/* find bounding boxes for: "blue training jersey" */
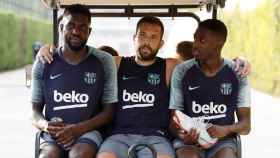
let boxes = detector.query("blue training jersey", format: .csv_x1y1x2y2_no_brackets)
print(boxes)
31,47,118,123
113,56,170,137
42,50,104,123
169,58,250,125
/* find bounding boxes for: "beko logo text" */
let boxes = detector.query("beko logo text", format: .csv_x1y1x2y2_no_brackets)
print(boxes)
123,89,155,103
192,101,227,114
54,90,89,103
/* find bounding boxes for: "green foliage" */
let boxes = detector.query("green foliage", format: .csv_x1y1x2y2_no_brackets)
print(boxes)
0,11,51,71
221,0,280,96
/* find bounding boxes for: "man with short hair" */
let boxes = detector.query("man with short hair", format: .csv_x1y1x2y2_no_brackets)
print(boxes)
97,16,177,158
31,4,117,158
37,15,251,158
169,19,251,158
175,41,194,62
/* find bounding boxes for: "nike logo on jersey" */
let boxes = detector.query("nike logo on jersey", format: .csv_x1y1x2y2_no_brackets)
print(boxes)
50,73,62,80
122,75,136,80
156,130,165,136
188,86,200,91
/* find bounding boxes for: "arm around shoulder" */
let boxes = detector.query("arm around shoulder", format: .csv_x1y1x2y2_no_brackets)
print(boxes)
165,58,180,87
95,51,118,104
114,56,122,69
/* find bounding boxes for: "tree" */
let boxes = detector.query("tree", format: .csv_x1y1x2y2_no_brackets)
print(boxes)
220,0,280,95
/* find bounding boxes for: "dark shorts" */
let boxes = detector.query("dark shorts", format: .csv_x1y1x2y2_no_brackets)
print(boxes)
98,134,175,158
173,137,237,158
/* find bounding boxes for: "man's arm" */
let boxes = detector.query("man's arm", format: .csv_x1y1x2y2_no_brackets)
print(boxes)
230,107,251,135
169,110,199,145
30,58,47,131
208,69,251,138
36,44,56,64
235,107,251,135
169,110,182,139
207,107,251,138
58,103,114,133
31,103,48,132
55,103,115,146
114,56,122,69
234,57,251,77
169,64,185,111
30,59,64,136
168,62,200,144
31,103,64,136
165,58,180,87
55,102,115,147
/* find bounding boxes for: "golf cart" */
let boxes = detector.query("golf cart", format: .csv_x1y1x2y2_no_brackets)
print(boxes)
35,0,242,158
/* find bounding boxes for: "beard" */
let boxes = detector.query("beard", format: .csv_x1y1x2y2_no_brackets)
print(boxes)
137,45,159,61
65,36,87,52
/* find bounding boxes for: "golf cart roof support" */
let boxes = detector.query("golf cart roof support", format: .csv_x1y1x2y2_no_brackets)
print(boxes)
212,4,217,19
53,9,58,47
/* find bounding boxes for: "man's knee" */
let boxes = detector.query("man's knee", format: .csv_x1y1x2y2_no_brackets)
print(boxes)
158,154,173,158
212,147,236,158
39,152,60,158
176,147,201,158
39,144,61,158
96,152,117,158
69,143,97,158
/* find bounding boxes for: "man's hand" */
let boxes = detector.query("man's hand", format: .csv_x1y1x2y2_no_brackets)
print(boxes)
171,111,199,145
234,57,251,77
55,124,82,148
178,128,199,145
172,114,181,129
207,124,230,138
45,121,64,138
37,44,55,64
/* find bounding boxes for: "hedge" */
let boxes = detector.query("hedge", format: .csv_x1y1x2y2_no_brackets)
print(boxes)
0,11,52,71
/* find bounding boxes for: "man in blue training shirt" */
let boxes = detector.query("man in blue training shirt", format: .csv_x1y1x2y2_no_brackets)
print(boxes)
97,17,250,158
97,16,178,158
169,19,251,158
30,5,117,158
37,15,251,158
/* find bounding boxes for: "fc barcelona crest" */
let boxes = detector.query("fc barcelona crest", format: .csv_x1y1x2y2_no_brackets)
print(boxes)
147,73,160,85
84,72,96,85
220,83,232,95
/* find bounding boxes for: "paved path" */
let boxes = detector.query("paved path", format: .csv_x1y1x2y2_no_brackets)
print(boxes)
242,90,280,157
0,68,279,157
0,68,36,158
